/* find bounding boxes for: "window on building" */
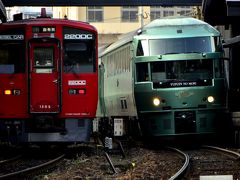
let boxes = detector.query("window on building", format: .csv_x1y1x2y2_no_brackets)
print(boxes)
121,6,138,22
163,11,174,17
178,10,192,16
87,6,103,22
150,6,161,21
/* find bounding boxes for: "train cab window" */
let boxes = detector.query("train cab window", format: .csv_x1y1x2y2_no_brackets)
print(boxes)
136,40,149,56
63,42,95,73
151,62,166,82
150,60,213,82
136,62,149,82
149,37,213,55
34,47,54,73
214,59,224,78
0,42,25,74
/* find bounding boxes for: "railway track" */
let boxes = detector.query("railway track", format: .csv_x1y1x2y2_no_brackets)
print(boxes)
0,154,65,179
167,147,190,180
184,145,240,179
5,143,236,179
0,154,22,166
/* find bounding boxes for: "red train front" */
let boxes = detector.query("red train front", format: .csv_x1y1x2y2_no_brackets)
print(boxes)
0,12,98,143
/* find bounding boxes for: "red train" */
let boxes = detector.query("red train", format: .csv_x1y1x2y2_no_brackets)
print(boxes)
0,10,98,143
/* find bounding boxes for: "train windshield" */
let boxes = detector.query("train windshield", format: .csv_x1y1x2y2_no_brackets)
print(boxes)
136,59,223,88
0,41,25,74
152,59,213,80
137,37,216,56
63,41,96,73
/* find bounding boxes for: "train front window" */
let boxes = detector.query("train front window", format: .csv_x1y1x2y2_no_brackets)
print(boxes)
148,37,213,55
150,59,214,87
34,47,54,67
33,47,54,73
63,41,95,73
136,40,149,56
0,42,25,74
136,62,149,82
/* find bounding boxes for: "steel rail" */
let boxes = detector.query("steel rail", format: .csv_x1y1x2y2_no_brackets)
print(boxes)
0,154,65,179
202,145,240,160
167,147,190,180
0,155,22,165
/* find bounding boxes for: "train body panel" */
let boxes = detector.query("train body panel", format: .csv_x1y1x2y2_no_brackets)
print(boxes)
0,13,98,143
97,16,227,138
0,74,29,118
99,42,137,118
61,73,98,118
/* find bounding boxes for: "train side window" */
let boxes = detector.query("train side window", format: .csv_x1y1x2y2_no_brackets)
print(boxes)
136,41,144,56
136,63,149,82
136,40,148,56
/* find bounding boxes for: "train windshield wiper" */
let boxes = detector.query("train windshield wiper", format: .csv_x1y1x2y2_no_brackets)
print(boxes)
162,52,181,55
162,51,202,55
184,51,202,54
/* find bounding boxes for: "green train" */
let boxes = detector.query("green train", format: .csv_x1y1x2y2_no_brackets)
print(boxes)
95,16,227,139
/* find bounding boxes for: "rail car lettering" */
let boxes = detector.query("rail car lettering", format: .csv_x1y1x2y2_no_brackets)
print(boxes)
39,105,51,109
170,81,197,87
0,35,24,40
65,112,89,116
68,80,86,86
64,34,93,40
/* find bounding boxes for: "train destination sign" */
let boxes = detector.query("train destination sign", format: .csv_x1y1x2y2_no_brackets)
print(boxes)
153,79,212,88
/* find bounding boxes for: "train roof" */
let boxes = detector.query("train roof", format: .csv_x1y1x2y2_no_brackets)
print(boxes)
100,16,220,57
0,17,97,32
144,16,208,28
141,16,220,37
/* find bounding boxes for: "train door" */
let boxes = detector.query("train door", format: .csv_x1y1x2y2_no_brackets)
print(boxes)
29,42,60,113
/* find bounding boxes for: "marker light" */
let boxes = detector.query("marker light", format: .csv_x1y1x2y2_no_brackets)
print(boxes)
69,89,86,95
4,90,12,95
78,89,86,94
207,96,215,103
153,98,161,106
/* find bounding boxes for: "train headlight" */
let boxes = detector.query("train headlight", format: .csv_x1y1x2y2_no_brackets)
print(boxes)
153,98,161,106
207,96,215,103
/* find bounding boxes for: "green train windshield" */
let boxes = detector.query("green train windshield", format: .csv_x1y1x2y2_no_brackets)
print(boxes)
137,37,216,56
151,60,213,81
136,59,223,88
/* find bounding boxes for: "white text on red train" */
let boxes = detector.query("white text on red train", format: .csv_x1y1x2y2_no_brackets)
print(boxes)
0,35,24,40
39,105,51,109
64,34,93,40
68,80,86,86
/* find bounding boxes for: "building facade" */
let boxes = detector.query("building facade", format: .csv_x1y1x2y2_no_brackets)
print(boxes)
5,6,194,46
53,6,193,46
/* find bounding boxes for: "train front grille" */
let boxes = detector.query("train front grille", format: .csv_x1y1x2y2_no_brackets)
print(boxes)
174,111,196,134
